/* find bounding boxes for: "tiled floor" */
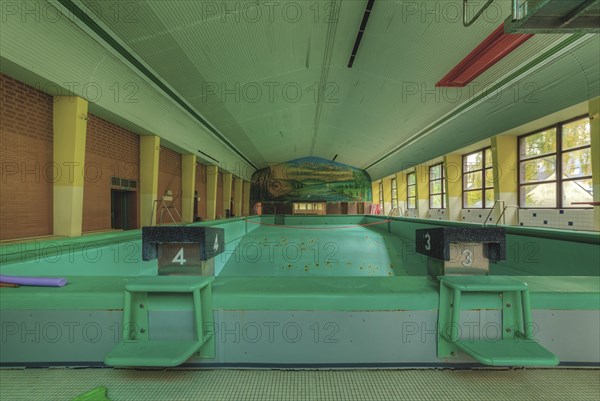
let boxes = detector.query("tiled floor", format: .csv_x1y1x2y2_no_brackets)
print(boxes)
1,368,599,401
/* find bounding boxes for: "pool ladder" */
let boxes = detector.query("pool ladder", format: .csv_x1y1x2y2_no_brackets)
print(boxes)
105,276,214,367
387,206,404,219
484,200,520,226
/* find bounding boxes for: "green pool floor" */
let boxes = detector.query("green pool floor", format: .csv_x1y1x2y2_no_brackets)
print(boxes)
219,225,425,277
1,368,598,401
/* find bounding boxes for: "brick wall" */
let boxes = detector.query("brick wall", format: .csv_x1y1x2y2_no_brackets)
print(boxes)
0,74,53,240
195,162,208,221
157,146,182,223
82,114,140,232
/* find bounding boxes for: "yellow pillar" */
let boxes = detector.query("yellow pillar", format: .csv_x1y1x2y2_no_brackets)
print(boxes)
242,180,251,216
222,172,233,217
140,135,160,226
233,177,243,217
181,154,197,223
416,163,429,218
371,182,380,214
590,97,600,230
396,171,408,215
206,165,218,220
53,96,88,237
382,177,392,214
444,154,462,221
492,135,518,225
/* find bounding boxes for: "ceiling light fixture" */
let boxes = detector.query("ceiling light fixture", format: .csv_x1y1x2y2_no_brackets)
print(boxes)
348,0,376,68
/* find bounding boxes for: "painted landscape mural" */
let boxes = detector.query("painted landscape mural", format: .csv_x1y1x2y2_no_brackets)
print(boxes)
251,157,372,202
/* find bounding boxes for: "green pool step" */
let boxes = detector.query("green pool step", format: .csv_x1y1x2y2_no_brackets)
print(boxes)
104,276,214,367
438,275,559,367
454,339,559,366
105,340,205,367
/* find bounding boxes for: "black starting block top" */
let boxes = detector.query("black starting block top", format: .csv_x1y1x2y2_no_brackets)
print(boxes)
142,226,225,261
415,227,506,262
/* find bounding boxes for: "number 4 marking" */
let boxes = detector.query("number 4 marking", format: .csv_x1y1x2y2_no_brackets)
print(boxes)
213,235,219,252
173,247,187,266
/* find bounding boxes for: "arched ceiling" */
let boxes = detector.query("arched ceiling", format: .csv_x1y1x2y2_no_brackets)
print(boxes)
3,1,598,179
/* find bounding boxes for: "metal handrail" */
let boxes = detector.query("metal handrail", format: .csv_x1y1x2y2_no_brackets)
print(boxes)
483,200,504,226
496,204,520,226
463,0,496,27
483,200,520,226
387,206,403,219
512,0,528,20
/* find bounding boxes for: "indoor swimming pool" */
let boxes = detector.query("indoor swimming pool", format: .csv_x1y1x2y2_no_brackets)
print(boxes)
1,215,598,368
219,219,411,277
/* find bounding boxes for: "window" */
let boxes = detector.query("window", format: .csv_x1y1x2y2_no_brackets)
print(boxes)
429,163,445,209
518,116,592,208
378,181,384,214
463,147,494,208
407,172,416,209
391,178,398,209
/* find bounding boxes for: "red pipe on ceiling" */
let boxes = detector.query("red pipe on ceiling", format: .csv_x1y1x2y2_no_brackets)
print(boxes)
436,25,534,88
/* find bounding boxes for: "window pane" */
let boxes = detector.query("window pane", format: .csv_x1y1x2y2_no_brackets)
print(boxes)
391,178,397,190
562,148,592,179
520,183,557,208
485,189,495,208
430,165,442,180
562,118,591,150
484,148,493,168
464,190,483,208
464,172,483,190
430,180,442,194
563,179,593,207
520,129,556,159
408,185,416,197
408,198,416,209
520,156,556,183
464,152,483,172
430,195,443,209
408,173,415,185
485,168,494,188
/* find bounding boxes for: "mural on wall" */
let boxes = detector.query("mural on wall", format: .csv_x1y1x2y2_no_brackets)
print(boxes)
251,157,372,202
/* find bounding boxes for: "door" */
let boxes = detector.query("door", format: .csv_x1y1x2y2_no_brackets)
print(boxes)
111,190,138,230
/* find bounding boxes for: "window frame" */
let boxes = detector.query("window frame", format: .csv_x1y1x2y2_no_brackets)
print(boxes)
517,115,592,209
407,172,416,210
391,177,398,209
462,147,494,209
429,163,445,210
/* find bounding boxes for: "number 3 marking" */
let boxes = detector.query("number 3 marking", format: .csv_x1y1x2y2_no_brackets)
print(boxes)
424,233,431,251
462,249,473,267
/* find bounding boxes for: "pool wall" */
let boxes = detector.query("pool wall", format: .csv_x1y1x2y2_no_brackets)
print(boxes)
2,215,597,277
1,215,599,367
0,216,269,277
